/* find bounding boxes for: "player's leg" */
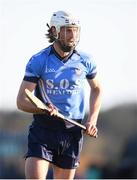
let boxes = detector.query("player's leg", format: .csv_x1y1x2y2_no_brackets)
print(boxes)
53,165,76,179
25,157,49,179
52,129,83,179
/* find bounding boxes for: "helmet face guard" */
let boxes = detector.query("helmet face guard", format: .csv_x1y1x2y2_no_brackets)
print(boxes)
49,11,80,50
58,26,80,52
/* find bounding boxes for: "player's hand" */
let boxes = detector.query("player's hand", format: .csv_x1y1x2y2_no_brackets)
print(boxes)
85,122,98,138
47,103,58,116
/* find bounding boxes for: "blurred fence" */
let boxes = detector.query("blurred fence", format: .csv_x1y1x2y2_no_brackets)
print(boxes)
0,103,137,179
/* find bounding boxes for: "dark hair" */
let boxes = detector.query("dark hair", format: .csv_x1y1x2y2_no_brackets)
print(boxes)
45,24,56,43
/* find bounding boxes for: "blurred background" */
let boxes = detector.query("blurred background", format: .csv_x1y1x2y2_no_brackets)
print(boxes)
0,0,137,178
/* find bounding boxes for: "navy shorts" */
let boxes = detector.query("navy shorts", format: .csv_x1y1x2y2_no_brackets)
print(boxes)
25,123,83,169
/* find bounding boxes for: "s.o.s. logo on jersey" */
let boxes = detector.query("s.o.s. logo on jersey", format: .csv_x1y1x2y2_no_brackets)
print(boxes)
60,79,69,89
46,79,54,89
46,79,69,89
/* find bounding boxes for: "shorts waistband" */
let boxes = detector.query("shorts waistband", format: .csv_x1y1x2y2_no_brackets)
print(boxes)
32,114,82,131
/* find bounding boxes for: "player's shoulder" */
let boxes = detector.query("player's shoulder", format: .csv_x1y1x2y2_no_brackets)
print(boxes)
75,49,94,63
27,46,52,69
32,45,51,59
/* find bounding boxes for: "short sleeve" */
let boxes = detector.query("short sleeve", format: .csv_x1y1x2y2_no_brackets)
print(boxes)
81,53,97,79
23,55,44,83
86,55,97,79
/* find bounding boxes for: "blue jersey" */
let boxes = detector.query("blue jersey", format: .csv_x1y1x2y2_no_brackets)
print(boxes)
24,45,97,127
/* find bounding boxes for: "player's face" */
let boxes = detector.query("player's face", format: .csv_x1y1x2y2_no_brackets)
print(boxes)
57,26,80,52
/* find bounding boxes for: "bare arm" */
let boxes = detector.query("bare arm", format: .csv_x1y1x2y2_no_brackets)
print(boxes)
16,80,43,113
85,75,102,137
17,80,58,116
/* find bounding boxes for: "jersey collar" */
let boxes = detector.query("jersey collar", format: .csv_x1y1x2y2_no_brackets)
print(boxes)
49,45,78,63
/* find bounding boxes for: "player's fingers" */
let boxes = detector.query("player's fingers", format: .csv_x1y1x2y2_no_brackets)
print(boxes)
86,125,96,133
86,125,98,137
89,131,98,138
48,104,58,116
50,109,58,116
91,130,98,138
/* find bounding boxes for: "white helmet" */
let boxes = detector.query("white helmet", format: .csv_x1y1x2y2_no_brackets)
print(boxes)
50,10,80,33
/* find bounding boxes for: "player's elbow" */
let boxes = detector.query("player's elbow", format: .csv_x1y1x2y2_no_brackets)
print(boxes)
97,84,102,94
16,98,22,110
93,83,102,95
92,83,103,103
16,95,24,111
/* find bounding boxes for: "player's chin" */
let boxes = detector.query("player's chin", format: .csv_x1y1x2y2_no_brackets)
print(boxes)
67,41,77,47
62,45,75,52
66,42,77,48
67,41,75,45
